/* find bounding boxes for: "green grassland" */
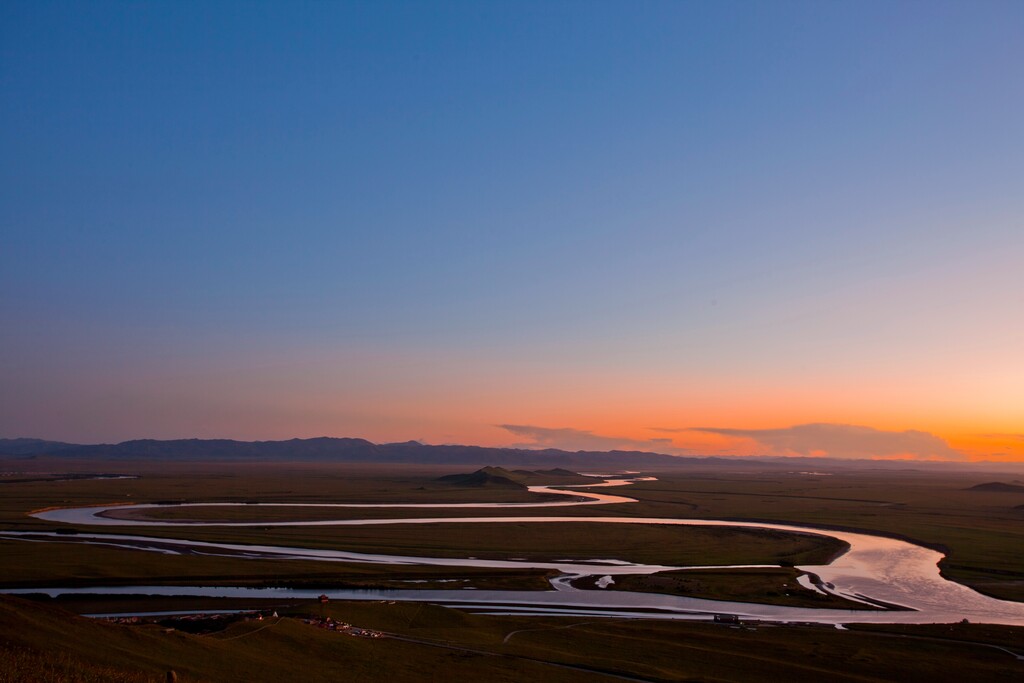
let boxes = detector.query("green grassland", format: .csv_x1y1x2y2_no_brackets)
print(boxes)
612,468,1024,601
2,459,1024,682
1,458,1022,602
33,520,845,565
1,596,1021,683
598,567,873,610
0,522,852,609
0,538,556,590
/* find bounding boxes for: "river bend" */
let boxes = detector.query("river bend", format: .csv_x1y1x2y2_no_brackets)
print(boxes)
5,475,1024,626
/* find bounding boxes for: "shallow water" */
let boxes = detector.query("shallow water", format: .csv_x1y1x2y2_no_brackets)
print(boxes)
7,475,1024,625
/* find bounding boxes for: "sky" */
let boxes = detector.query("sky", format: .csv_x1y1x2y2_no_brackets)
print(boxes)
2,1,1022,461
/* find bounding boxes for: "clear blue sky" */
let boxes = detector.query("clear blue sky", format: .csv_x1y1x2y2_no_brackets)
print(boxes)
2,1,1022,458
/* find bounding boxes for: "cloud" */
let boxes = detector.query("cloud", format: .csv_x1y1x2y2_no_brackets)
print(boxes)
497,424,683,454
976,452,1015,461
689,423,965,460
978,433,1024,442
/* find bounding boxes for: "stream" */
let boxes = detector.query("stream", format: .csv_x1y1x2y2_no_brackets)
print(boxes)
4,475,1024,626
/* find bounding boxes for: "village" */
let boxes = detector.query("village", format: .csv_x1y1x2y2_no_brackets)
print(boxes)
303,614,384,638
101,609,385,639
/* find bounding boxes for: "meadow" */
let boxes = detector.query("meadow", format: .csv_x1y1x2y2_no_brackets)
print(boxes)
3,458,1021,598
2,457,1023,681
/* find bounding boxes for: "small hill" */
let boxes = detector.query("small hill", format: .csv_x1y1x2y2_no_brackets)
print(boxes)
436,466,528,489
512,467,595,484
519,468,580,477
965,482,1024,493
437,466,598,488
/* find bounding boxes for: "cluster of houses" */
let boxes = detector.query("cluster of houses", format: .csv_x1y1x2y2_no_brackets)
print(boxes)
105,615,146,625
102,610,385,639
304,616,383,638
104,610,277,631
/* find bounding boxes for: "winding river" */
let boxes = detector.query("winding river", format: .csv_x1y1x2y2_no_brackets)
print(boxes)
4,475,1024,626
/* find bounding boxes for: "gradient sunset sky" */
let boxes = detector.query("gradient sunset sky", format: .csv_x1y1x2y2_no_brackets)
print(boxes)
2,1,1022,461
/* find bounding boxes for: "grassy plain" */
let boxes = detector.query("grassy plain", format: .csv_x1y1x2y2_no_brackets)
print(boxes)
1,596,1021,683
2,458,1024,681
1,458,1023,601
36,520,843,565
597,567,872,610
0,458,843,571
0,537,556,590
612,467,1024,601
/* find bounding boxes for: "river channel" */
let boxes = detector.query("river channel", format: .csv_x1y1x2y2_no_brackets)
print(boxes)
4,476,1024,626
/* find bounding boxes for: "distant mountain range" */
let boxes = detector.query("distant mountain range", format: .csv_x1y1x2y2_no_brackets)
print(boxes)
2,437,1021,472
0,436,685,468
0,438,81,456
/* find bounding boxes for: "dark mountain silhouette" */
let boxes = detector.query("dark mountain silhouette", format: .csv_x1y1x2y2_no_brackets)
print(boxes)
0,436,681,468
966,481,1024,493
4,436,1023,473
438,466,592,488
510,468,594,484
523,468,581,477
436,466,528,488
0,438,79,456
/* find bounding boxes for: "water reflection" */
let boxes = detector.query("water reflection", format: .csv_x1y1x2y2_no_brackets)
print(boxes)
6,475,1024,626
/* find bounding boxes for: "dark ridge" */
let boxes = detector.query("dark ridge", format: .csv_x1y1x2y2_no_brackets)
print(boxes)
0,438,79,456
532,468,581,477
436,467,527,489
439,466,596,488
4,436,1023,473
0,473,133,484
0,436,683,468
965,482,1024,493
